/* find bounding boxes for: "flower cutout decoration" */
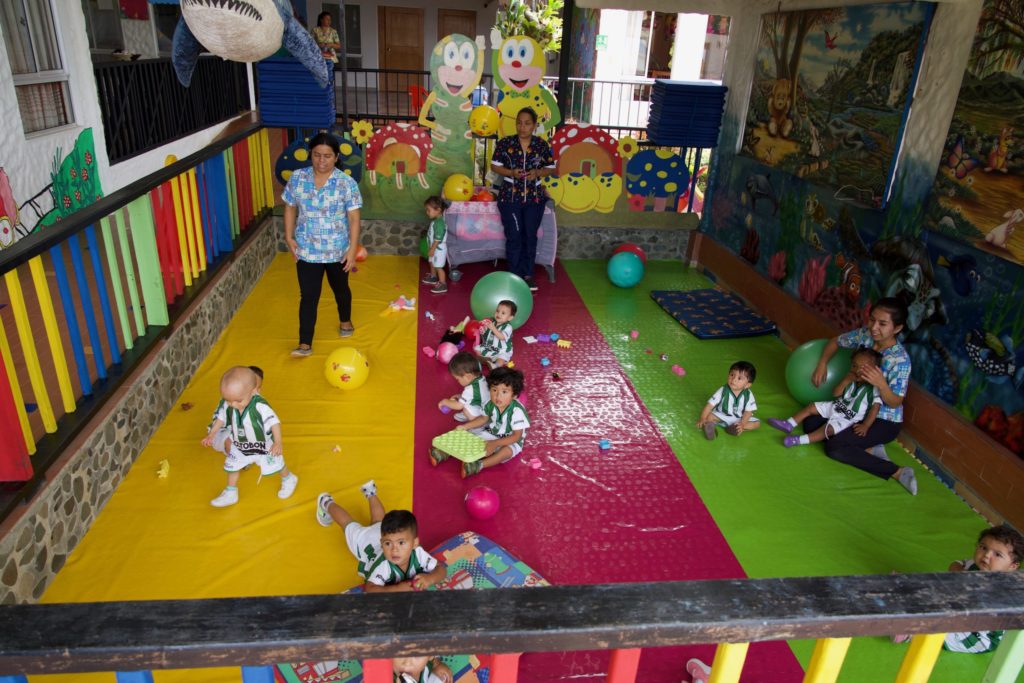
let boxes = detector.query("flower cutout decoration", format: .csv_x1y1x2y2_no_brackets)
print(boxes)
351,120,375,146
617,136,639,160
627,193,645,212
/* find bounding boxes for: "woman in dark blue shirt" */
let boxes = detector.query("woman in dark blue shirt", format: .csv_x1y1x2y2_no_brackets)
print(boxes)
490,107,555,291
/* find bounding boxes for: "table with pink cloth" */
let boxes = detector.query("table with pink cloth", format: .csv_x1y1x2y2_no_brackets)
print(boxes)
445,201,558,282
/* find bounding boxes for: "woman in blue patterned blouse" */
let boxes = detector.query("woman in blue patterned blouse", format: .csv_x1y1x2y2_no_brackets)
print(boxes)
282,133,362,357
490,107,556,291
805,298,918,495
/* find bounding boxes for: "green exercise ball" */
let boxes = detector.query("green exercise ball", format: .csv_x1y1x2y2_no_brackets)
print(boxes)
607,251,645,288
419,235,429,259
785,339,852,404
470,272,533,330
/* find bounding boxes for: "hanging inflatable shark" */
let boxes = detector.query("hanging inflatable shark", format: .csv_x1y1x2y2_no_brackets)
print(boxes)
172,0,329,88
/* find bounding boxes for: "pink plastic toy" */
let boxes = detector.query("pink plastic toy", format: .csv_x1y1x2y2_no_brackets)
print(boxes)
422,346,436,358
630,330,639,339
436,342,459,364
672,365,687,376
465,486,500,520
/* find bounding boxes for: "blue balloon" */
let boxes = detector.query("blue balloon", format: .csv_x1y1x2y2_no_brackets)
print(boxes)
607,251,645,288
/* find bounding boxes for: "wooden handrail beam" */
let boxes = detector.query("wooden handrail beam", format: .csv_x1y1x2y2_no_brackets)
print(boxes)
1,573,1022,675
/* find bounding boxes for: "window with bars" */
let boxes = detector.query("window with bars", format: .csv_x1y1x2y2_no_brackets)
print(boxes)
0,0,73,134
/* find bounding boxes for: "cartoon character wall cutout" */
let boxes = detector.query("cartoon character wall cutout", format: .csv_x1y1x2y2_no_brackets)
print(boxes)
419,34,485,178
491,31,561,138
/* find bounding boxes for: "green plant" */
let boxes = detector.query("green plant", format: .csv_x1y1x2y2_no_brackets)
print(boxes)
493,0,564,54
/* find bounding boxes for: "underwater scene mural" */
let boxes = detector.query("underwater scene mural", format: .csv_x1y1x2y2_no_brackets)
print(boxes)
926,0,1024,266
741,3,932,208
712,133,1024,455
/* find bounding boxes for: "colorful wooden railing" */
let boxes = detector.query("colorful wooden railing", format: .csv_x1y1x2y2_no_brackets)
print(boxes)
0,573,1021,683
0,122,274,519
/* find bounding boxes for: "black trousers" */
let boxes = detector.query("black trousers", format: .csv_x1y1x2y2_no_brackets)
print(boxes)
803,415,901,479
297,260,351,346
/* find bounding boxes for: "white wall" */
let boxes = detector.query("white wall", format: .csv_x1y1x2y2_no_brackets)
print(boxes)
0,2,251,235
0,2,104,232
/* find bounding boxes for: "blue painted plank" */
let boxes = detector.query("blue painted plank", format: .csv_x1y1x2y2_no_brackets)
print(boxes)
115,673,154,683
67,234,108,380
241,665,275,683
84,225,123,366
49,244,93,395
203,155,235,255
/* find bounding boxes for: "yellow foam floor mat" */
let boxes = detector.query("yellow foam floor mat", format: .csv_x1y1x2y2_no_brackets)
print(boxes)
35,254,419,683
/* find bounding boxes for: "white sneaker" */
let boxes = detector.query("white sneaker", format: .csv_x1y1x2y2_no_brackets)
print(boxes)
278,473,299,499
211,487,239,507
896,467,918,496
453,412,468,423
360,479,377,499
316,492,334,527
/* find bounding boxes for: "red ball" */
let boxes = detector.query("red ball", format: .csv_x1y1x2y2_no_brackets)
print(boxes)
465,485,500,520
463,320,484,346
612,242,647,265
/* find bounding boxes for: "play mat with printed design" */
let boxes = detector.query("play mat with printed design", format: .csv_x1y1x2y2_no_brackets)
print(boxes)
274,532,549,683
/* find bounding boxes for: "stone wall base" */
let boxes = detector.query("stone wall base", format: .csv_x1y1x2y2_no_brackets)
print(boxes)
0,221,279,604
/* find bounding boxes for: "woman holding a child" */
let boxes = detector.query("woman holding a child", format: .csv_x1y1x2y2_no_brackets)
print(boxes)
805,297,918,495
282,133,362,357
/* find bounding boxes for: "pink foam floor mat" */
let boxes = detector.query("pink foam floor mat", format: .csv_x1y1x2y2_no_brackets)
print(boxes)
412,261,803,682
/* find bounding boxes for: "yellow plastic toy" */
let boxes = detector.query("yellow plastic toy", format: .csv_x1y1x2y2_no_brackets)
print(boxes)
443,173,473,201
469,105,500,137
324,347,370,390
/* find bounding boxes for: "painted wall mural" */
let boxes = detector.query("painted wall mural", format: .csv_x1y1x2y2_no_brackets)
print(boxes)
741,3,932,208
491,33,560,138
0,129,103,250
926,0,1024,265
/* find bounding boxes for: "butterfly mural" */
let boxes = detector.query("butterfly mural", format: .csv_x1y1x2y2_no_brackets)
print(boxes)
824,29,839,49
945,135,981,179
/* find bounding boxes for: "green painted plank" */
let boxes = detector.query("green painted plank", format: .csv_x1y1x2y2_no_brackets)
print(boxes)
984,631,1024,683
564,259,1003,683
112,208,145,338
98,216,133,350
224,150,240,238
126,195,169,327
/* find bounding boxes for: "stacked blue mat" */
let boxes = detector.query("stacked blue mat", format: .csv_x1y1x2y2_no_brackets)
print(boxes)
651,289,777,339
257,57,335,128
647,80,728,148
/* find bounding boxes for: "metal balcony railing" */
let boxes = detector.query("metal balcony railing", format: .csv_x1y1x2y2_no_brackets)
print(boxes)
94,57,251,164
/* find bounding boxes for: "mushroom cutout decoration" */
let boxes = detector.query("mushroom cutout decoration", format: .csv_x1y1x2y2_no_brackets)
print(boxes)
547,124,623,213
625,149,690,212
551,124,622,177
365,123,434,190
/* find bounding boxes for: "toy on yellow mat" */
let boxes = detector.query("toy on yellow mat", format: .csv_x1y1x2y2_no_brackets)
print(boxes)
157,460,170,478
324,347,370,390
381,295,416,316
431,429,486,463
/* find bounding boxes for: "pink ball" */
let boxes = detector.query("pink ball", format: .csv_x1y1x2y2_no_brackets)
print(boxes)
465,485,500,520
437,342,459,364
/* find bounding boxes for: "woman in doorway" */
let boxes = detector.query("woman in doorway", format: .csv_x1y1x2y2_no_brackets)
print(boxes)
311,11,341,63
282,133,361,357
490,107,555,291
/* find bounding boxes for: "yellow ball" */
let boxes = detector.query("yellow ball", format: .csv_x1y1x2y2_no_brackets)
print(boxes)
324,347,370,390
443,174,473,202
469,105,500,137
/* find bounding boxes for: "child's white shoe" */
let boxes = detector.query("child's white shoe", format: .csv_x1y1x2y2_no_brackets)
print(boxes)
360,479,377,498
316,492,334,527
278,473,299,499
211,487,239,507
685,658,711,683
